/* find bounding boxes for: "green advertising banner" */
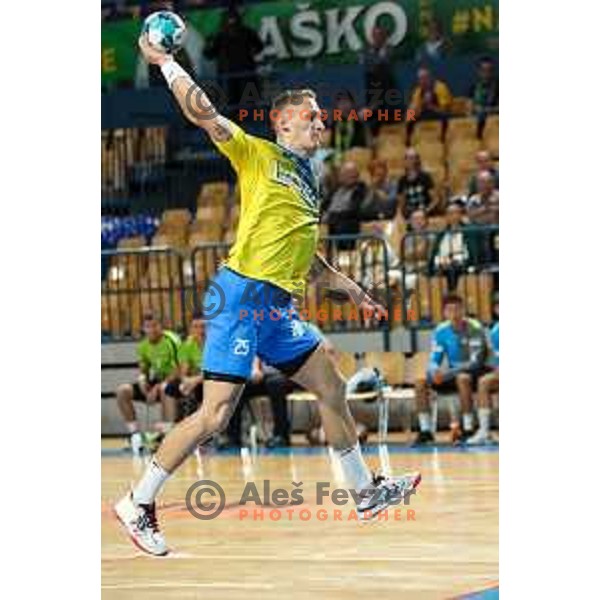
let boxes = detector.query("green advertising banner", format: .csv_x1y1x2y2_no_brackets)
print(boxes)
101,0,498,88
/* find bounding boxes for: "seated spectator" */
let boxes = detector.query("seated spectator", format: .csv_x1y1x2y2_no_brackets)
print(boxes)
400,209,437,293
403,209,436,270
329,90,371,164
406,66,452,145
361,159,399,220
467,169,499,267
116,313,181,455
398,148,438,218
468,296,499,445
415,18,452,68
467,171,499,225
322,161,369,249
468,57,499,139
413,294,489,445
467,150,499,195
429,199,478,290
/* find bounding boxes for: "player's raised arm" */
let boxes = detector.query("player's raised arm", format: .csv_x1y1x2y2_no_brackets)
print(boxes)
138,34,233,143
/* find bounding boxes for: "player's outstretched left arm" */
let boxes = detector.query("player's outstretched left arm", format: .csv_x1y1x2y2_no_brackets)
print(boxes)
138,34,233,143
309,254,385,316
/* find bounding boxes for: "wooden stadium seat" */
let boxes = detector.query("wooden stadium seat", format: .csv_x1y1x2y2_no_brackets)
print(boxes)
198,181,229,206
412,275,447,323
146,252,181,287
450,97,471,116
447,138,482,166
404,352,430,385
336,352,357,379
223,227,237,245
375,139,404,161
485,115,499,130
188,221,223,243
342,147,373,169
447,117,478,143
413,141,446,169
117,235,146,250
188,230,208,249
377,123,404,139
449,167,473,196
411,119,445,144
455,273,495,323
162,209,191,227
383,156,404,178
477,273,494,324
196,204,227,224
102,290,143,338
483,118,499,157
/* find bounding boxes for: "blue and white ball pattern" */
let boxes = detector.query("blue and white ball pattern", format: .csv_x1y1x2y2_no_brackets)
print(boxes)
142,11,186,54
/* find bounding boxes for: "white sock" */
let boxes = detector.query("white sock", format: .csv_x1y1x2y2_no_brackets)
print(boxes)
462,413,474,432
418,412,431,432
334,442,372,491
477,408,491,434
126,421,139,433
132,459,170,505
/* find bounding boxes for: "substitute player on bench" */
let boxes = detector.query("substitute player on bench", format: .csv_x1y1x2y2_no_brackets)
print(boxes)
116,313,181,455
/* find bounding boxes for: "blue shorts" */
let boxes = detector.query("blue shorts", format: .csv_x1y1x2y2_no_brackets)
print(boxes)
201,267,321,381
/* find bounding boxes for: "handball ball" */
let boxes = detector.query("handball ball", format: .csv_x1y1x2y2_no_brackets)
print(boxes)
142,11,186,54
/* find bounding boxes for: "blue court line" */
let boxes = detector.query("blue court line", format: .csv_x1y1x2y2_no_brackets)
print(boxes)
459,585,499,599
101,443,498,459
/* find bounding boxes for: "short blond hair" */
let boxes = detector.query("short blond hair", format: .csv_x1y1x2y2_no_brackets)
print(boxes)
271,88,317,112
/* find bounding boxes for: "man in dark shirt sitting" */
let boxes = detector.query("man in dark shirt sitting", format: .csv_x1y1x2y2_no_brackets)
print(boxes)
398,148,438,218
468,57,499,139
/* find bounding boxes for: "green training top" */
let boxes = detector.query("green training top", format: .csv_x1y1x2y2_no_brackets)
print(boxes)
178,337,203,375
137,330,181,381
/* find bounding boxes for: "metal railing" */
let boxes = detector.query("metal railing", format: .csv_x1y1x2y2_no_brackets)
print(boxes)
101,234,396,345
400,224,499,328
101,246,187,339
101,227,499,342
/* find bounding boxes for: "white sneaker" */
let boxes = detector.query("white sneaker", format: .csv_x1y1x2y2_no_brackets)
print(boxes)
114,492,169,556
130,432,144,456
466,429,493,446
357,472,421,521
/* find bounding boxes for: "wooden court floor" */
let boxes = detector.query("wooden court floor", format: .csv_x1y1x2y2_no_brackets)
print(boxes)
101,436,498,600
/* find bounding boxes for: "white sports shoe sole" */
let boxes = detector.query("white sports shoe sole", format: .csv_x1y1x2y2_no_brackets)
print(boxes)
113,494,169,557
358,472,422,521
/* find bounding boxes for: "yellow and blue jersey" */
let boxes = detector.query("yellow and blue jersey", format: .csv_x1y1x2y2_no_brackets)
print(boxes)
213,122,321,295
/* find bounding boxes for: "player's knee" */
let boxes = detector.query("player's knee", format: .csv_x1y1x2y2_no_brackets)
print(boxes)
202,403,233,435
315,375,346,408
